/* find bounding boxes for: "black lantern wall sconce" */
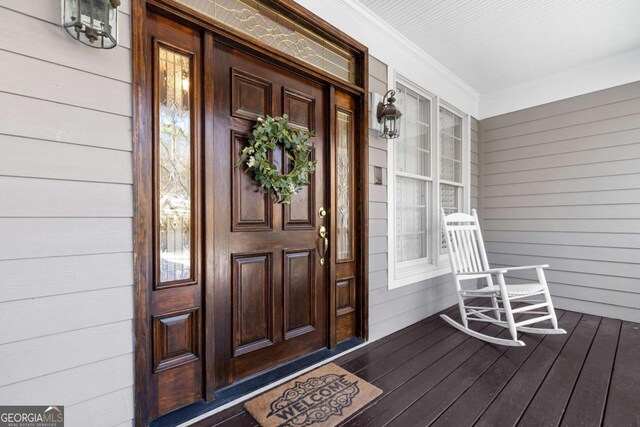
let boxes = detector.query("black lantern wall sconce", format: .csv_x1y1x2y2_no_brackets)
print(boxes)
61,0,120,49
376,90,402,139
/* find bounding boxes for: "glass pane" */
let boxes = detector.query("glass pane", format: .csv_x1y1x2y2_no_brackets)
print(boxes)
175,0,356,83
440,184,461,253
439,107,463,183
396,177,429,262
158,47,192,283
337,110,352,260
396,83,430,177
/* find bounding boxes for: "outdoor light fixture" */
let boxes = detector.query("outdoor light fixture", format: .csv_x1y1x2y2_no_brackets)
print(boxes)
376,90,402,139
61,0,120,49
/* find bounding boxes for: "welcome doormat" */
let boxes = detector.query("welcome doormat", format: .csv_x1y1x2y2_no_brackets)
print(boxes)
244,363,382,427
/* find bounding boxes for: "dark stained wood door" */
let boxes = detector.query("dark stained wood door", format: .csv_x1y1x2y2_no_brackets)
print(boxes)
136,2,369,424
209,40,328,386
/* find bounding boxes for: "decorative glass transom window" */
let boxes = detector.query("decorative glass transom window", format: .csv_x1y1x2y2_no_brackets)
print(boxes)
389,78,469,289
175,0,357,83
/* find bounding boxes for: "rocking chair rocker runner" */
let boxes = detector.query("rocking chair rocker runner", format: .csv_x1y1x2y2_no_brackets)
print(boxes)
440,209,566,346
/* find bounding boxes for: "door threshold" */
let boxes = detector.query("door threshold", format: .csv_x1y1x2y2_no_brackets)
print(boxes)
150,338,365,427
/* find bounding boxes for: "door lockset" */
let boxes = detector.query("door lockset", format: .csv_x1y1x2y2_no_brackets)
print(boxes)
319,225,328,265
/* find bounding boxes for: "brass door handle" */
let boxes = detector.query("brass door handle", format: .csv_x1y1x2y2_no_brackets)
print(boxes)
319,225,328,265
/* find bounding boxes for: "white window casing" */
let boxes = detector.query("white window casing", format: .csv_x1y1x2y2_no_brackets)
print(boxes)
388,73,471,289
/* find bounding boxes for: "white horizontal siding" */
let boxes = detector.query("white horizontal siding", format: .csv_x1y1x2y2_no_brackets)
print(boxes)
0,218,132,260
0,50,132,116
0,354,134,407
0,253,133,302
0,2,134,426
0,5,132,82
0,286,134,345
66,386,134,427
0,321,133,386
480,81,640,322
1,0,132,50
0,93,132,151
0,135,133,183
0,178,133,217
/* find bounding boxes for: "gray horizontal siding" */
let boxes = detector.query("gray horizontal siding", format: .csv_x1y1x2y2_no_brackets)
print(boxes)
0,2,134,425
480,81,640,322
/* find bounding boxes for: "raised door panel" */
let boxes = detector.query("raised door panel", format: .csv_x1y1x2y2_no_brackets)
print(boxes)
232,69,272,121
283,87,315,131
284,249,316,339
231,131,272,230
232,254,274,356
336,277,356,343
336,278,355,316
283,87,316,229
153,308,199,372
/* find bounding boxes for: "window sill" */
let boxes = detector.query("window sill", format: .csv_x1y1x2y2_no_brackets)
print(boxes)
388,262,452,290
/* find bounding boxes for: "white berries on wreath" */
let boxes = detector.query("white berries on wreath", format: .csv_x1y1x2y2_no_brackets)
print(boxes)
237,114,317,204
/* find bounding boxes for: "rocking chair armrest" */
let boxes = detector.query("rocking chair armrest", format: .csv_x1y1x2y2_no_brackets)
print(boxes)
457,264,549,277
498,264,549,272
457,269,507,276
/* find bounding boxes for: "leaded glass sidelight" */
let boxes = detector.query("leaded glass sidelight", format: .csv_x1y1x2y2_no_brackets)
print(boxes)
158,46,193,283
337,110,353,260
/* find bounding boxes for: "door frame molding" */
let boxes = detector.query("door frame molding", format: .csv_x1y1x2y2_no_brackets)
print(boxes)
132,1,369,425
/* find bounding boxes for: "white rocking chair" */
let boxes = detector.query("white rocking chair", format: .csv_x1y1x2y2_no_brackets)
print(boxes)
440,209,566,346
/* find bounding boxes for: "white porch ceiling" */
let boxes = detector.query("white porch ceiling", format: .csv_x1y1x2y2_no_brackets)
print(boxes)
357,0,640,100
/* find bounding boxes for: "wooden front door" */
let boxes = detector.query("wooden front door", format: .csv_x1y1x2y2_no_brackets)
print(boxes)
135,2,369,423
209,41,328,385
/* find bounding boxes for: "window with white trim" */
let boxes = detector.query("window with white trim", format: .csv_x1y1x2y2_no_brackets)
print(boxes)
388,77,469,289
439,106,464,254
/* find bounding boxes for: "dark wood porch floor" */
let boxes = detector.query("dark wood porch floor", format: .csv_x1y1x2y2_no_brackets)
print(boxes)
192,302,640,427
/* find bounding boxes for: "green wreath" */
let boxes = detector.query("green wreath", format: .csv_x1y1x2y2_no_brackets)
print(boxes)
237,114,317,205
